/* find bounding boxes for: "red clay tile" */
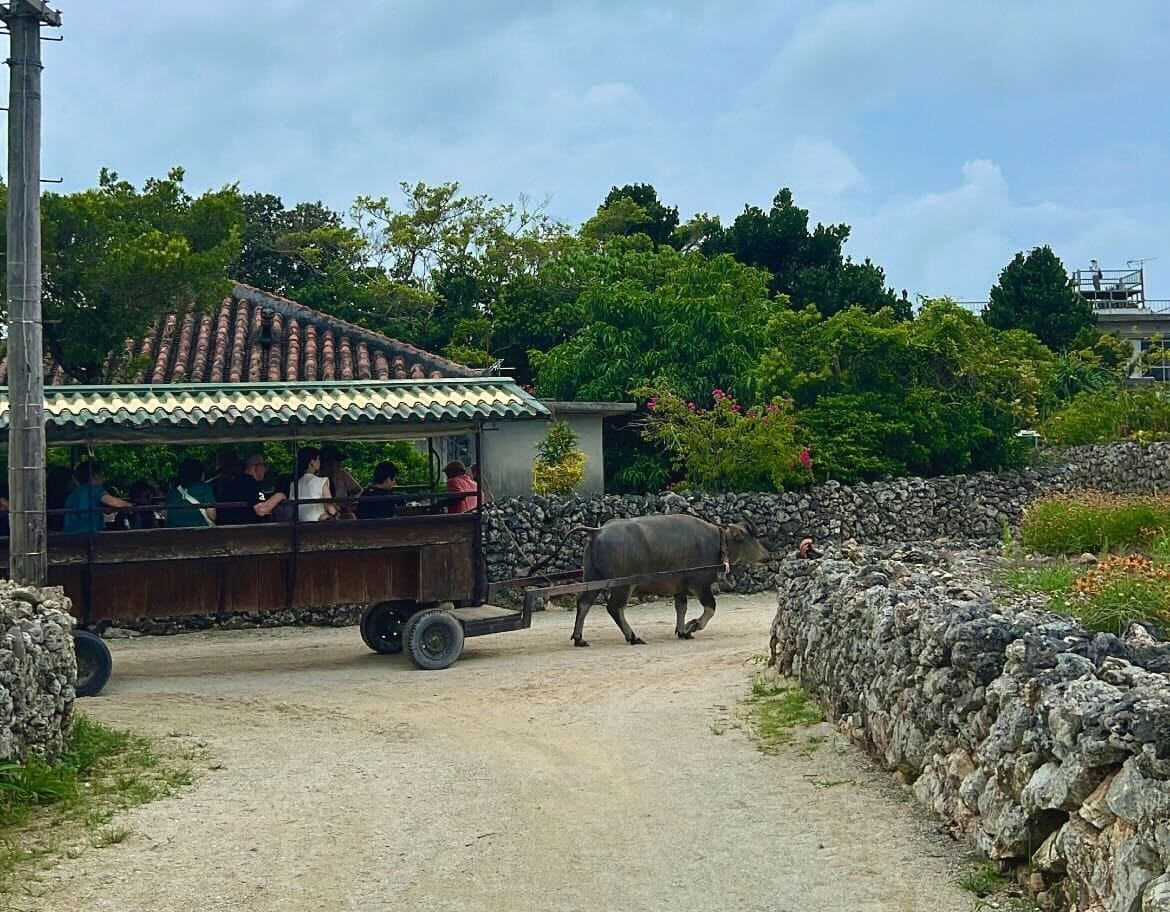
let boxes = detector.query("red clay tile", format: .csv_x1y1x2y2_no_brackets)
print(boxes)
1,284,477,387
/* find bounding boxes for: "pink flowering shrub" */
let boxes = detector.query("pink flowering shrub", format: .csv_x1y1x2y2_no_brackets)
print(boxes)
636,385,813,492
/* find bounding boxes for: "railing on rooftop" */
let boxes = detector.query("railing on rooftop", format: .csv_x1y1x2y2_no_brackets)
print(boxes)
1073,267,1145,307
957,299,1170,316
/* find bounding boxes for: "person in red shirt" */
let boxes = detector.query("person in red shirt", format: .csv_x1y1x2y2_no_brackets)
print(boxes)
443,460,479,514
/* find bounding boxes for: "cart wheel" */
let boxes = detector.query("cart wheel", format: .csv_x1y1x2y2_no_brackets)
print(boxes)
405,610,465,671
73,630,113,697
360,601,415,655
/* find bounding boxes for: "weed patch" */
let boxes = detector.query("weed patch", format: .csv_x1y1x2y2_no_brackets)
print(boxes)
959,861,1005,896
1002,563,1081,596
739,673,823,754
0,715,199,895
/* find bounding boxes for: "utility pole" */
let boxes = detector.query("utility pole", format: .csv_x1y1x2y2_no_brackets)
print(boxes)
2,0,61,586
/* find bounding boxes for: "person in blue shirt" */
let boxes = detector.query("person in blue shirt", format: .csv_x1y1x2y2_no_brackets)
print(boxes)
62,460,131,535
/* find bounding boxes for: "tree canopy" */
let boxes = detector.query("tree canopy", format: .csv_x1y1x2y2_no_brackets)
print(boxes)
983,245,1094,351
0,168,242,384
9,166,1122,494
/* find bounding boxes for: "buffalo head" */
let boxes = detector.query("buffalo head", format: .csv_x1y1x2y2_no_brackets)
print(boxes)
725,522,769,565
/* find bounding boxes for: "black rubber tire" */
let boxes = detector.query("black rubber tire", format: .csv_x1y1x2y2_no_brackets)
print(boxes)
359,601,415,655
400,610,425,655
405,610,465,671
73,630,113,697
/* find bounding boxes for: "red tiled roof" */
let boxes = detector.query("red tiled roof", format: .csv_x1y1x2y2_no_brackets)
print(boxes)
0,283,476,385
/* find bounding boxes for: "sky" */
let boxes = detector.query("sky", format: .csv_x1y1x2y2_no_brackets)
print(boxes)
20,0,1170,302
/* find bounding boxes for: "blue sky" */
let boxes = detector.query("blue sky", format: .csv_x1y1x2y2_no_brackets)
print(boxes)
24,0,1170,302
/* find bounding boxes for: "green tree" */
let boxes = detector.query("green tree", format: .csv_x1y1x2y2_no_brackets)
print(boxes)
351,181,569,360
0,168,242,383
702,188,903,319
230,193,346,297
581,183,679,247
531,244,780,404
757,299,1054,481
983,246,1094,350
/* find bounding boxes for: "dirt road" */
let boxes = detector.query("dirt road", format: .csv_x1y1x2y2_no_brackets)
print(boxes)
18,595,973,912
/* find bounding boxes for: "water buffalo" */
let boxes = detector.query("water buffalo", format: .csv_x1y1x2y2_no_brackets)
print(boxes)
570,514,770,647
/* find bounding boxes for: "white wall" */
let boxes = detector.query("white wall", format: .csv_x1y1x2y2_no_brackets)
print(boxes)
481,412,609,498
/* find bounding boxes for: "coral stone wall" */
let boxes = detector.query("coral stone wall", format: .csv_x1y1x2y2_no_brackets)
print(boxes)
770,544,1170,912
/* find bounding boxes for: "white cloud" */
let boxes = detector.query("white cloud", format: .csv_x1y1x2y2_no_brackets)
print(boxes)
17,0,1170,303
848,158,1170,301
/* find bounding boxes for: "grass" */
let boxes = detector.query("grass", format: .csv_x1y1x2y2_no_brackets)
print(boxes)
959,861,1006,896
1007,494,1170,634
0,715,199,894
1019,492,1170,556
740,673,824,754
1004,552,1170,634
1002,563,1082,596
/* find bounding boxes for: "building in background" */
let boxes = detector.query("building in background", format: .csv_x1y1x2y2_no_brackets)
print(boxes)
1071,264,1170,382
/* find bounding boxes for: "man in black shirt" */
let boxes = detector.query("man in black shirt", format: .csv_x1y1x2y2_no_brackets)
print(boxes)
217,453,288,525
357,461,405,520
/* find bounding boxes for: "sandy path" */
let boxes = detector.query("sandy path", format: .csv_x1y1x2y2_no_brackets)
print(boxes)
14,595,973,912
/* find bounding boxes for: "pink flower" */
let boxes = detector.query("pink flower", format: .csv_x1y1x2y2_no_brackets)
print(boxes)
687,401,696,411
799,448,812,469
647,398,658,411
713,389,725,399
731,404,742,413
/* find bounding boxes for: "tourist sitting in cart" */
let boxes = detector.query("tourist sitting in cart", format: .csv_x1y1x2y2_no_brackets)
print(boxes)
62,460,133,534
320,445,361,520
443,460,479,514
291,448,338,523
208,447,242,502
165,458,217,528
216,453,288,525
356,461,406,520
116,479,161,530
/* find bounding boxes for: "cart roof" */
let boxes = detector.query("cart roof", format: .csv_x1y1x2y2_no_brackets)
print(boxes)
0,378,549,445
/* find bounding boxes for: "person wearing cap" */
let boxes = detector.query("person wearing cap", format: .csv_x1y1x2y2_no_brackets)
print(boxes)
216,453,288,525
443,460,479,514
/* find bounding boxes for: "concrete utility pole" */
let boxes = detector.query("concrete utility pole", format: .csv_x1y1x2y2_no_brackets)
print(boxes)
2,0,62,586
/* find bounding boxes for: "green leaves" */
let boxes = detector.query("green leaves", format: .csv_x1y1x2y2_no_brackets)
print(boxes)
754,299,1046,482
983,246,1094,351
635,386,812,493
11,170,243,382
531,246,779,404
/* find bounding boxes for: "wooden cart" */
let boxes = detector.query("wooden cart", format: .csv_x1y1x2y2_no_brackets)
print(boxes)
0,379,551,695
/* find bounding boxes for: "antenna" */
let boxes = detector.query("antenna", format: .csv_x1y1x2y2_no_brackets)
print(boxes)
1128,257,1158,268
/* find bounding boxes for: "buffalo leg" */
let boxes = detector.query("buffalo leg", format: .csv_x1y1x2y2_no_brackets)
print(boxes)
683,584,717,635
606,586,645,645
572,589,602,647
674,594,692,639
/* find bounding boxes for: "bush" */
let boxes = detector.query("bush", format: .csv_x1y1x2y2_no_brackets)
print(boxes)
1019,493,1170,555
758,301,1043,484
532,420,587,495
1040,387,1170,445
635,385,812,492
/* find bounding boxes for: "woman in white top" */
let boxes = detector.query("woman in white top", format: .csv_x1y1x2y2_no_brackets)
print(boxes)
291,447,337,522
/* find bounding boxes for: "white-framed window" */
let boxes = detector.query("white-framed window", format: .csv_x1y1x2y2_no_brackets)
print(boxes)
1139,338,1170,381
